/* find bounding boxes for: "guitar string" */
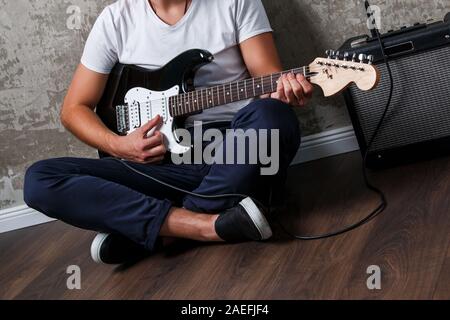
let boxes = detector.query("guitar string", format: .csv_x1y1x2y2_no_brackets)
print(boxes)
169,62,368,116
173,60,366,105
169,67,318,116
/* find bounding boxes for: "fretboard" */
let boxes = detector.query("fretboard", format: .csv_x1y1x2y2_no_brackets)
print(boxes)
169,66,312,117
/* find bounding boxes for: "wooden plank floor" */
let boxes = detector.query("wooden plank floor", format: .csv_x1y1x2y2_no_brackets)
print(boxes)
0,151,449,299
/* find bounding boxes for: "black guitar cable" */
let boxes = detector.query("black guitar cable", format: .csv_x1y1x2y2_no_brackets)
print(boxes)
275,3,394,240
109,156,269,208
110,7,394,240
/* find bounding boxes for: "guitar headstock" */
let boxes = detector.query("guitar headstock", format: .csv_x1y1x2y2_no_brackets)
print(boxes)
309,50,380,97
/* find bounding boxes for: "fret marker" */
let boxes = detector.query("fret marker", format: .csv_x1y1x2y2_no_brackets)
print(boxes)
227,92,229,95
209,100,212,103
241,89,244,92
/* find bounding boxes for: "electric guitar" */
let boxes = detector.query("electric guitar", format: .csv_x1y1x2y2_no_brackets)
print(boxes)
96,49,379,155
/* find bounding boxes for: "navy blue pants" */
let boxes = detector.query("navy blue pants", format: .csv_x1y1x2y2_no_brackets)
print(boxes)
24,99,300,251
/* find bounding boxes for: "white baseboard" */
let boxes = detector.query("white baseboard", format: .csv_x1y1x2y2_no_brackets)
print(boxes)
0,205,55,234
0,126,359,234
292,125,359,164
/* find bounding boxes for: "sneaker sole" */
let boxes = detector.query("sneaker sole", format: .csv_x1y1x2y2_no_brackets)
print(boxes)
240,197,273,240
90,233,109,264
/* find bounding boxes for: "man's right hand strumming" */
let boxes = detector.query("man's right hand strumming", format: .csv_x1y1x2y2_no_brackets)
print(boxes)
107,115,167,164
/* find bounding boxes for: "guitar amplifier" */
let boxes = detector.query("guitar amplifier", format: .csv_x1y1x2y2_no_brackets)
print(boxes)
340,13,450,169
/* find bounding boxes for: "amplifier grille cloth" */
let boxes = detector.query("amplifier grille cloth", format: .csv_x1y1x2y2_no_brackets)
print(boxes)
348,45,450,152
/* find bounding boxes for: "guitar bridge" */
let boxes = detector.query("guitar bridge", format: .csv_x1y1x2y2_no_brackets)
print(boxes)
116,105,129,135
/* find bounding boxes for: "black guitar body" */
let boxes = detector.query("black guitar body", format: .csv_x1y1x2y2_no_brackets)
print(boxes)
96,48,214,131
96,49,213,157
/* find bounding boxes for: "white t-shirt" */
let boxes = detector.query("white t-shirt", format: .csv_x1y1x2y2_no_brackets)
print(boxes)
81,0,273,127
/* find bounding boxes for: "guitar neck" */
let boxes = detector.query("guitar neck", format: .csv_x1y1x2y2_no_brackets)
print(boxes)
169,66,312,117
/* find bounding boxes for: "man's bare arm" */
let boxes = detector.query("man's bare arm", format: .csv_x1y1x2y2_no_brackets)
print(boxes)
60,64,116,152
239,33,313,107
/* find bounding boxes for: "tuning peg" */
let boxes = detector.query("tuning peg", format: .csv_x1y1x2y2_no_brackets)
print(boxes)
327,50,336,59
326,49,332,58
352,53,357,62
367,55,374,64
334,51,341,59
358,53,367,63
343,52,350,61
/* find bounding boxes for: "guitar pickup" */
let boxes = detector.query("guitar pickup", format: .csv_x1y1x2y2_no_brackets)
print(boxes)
116,105,130,135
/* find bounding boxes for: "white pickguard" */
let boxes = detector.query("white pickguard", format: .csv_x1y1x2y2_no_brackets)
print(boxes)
123,86,191,154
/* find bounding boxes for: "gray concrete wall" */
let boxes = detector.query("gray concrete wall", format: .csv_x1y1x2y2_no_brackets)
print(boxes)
1,0,449,209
